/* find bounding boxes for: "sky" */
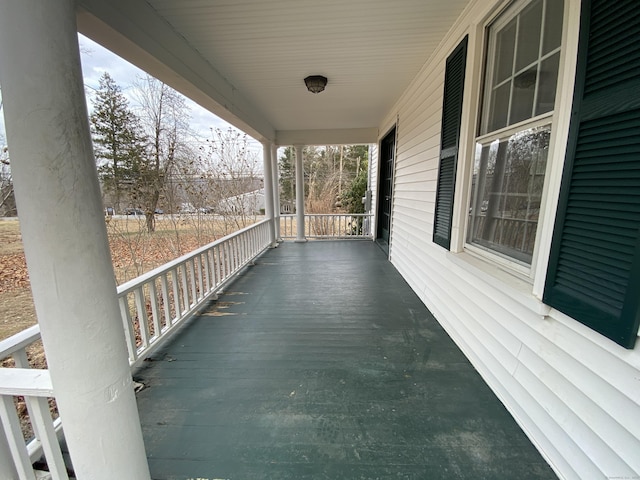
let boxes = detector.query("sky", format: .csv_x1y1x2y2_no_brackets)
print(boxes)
0,33,262,154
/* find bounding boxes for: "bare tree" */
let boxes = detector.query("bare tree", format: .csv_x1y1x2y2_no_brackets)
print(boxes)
179,127,262,235
133,75,192,232
0,138,16,217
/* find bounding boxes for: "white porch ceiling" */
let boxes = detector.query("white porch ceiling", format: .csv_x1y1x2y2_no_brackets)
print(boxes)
77,0,471,144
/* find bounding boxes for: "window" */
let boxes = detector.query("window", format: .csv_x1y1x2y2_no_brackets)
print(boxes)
467,0,563,266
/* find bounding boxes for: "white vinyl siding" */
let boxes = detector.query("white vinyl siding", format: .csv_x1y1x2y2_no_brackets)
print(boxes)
377,0,640,479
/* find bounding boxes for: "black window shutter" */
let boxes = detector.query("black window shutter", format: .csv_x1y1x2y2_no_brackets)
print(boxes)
433,36,468,250
543,0,640,348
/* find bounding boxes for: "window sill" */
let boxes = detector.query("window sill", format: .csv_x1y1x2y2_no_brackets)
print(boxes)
449,249,551,317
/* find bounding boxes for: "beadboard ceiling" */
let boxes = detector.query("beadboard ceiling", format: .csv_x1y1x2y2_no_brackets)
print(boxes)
77,0,471,144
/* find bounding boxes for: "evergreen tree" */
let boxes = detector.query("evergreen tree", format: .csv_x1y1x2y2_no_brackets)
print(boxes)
278,146,296,209
90,72,146,213
342,159,368,214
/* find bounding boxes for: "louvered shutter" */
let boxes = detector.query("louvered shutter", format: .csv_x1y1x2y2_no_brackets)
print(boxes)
433,36,468,250
543,0,640,348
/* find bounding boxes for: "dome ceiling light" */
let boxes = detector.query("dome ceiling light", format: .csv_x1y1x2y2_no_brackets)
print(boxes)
304,75,328,94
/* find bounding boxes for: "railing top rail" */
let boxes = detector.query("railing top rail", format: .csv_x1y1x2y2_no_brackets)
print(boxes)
118,218,270,295
0,368,53,397
0,324,41,360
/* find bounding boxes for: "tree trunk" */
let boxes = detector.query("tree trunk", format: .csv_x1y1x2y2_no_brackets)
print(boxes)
145,211,155,233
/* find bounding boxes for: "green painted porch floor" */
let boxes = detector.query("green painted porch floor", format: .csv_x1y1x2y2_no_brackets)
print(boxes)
134,241,556,480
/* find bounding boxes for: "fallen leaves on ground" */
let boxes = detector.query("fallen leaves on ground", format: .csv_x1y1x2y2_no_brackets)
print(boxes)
0,253,29,293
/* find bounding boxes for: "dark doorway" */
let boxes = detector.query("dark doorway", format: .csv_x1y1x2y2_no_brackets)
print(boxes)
376,127,396,252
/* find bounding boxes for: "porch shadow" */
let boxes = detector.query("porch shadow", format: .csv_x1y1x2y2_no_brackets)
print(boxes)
134,240,556,480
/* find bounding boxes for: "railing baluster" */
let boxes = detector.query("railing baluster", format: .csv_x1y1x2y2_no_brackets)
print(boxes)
29,397,68,480
232,237,238,273
204,251,212,295
224,241,231,279
228,238,234,275
215,243,220,278
195,255,204,302
134,288,150,349
220,243,227,285
11,349,45,453
253,226,258,250
149,280,161,340
180,264,190,312
233,236,239,271
237,235,242,270
0,395,35,480
160,274,171,330
188,259,197,307
228,238,234,274
214,245,221,289
118,296,138,363
242,233,248,264
171,268,181,322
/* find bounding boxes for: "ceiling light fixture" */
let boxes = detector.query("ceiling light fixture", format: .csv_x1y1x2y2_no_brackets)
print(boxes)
304,75,328,94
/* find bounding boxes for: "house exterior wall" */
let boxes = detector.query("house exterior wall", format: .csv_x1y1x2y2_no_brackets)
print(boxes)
377,1,640,479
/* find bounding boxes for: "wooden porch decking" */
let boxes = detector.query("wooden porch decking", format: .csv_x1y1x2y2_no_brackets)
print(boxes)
134,241,556,480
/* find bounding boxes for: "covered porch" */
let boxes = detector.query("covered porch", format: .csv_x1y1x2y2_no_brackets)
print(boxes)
135,240,555,479
2,0,638,478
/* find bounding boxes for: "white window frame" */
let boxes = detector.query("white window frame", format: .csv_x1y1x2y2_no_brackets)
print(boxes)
479,0,562,135
461,0,568,281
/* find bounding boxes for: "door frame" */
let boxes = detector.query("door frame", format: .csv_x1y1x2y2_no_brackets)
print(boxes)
376,125,397,255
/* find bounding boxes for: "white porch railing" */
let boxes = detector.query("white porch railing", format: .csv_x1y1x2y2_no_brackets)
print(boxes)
280,213,373,239
0,219,272,479
117,218,272,368
0,325,66,480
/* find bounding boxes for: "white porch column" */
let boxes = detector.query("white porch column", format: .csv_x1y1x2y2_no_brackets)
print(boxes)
294,145,307,242
0,2,151,479
261,141,276,246
271,144,282,241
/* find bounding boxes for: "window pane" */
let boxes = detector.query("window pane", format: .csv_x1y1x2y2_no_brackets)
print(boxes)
481,0,564,134
515,0,543,71
494,19,517,84
535,52,560,115
467,125,550,264
510,67,537,124
543,0,564,55
488,82,511,132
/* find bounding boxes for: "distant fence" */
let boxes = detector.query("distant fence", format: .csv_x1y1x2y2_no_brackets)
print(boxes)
280,214,373,239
